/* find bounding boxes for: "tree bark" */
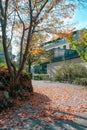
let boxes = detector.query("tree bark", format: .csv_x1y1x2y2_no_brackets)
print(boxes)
28,58,31,73
29,78,33,92
28,59,33,92
10,76,15,96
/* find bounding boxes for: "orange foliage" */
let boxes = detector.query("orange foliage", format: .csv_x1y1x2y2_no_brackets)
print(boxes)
0,83,87,129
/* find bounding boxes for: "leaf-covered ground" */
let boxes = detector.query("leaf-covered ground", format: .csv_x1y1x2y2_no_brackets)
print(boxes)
0,80,87,130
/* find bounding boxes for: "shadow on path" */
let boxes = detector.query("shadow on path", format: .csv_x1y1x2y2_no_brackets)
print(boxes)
53,111,87,130
27,92,87,130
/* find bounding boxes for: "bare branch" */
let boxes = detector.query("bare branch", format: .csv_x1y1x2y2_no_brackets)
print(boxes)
17,0,33,77
7,12,16,48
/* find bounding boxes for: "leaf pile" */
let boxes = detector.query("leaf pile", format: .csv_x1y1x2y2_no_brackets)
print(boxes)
0,67,33,111
0,83,87,129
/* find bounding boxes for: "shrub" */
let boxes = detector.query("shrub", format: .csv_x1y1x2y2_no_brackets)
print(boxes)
33,74,49,80
0,66,32,92
54,63,87,85
73,78,87,86
0,66,33,111
33,74,40,80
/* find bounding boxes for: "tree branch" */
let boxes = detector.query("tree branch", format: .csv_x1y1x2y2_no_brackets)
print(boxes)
16,11,25,66
0,0,13,76
17,0,33,78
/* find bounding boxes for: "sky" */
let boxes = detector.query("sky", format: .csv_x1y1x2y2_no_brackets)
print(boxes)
0,2,87,56
72,7,87,30
47,6,87,41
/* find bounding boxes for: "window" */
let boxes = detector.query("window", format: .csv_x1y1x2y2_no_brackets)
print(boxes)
54,48,65,57
58,47,60,49
63,45,66,49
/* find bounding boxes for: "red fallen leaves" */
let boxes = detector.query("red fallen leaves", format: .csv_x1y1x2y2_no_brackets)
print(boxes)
18,112,27,118
41,117,54,122
10,121,23,128
54,114,75,121
34,109,75,122
34,107,76,122
32,85,87,121
7,115,13,120
33,125,40,130
0,118,7,127
60,105,85,113
0,84,87,129
76,88,86,91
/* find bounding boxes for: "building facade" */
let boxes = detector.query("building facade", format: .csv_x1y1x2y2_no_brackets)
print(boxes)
33,31,87,77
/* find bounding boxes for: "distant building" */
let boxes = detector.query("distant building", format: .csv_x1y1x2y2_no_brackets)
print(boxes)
33,31,87,77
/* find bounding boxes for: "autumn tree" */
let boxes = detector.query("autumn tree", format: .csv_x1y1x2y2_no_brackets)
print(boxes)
26,33,45,73
26,32,53,74
0,0,76,96
68,29,87,61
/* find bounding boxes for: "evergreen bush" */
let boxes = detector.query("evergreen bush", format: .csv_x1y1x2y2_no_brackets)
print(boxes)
33,74,49,80
54,63,87,86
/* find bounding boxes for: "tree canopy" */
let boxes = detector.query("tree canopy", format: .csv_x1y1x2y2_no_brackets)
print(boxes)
68,29,87,61
0,0,81,95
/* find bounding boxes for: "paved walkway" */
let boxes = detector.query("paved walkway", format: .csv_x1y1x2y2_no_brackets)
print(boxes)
32,80,85,88
0,80,87,130
32,80,87,130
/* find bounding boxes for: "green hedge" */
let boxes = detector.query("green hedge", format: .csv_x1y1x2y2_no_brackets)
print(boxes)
33,74,49,80
73,78,87,86
54,63,87,86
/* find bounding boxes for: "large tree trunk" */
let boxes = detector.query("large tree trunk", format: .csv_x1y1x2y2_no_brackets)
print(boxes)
0,0,33,96
28,63,31,74
29,79,33,92
10,74,20,96
10,77,15,96
28,58,31,73
26,59,33,92
10,71,33,96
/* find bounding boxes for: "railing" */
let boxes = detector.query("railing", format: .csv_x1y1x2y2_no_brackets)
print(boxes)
53,50,79,62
